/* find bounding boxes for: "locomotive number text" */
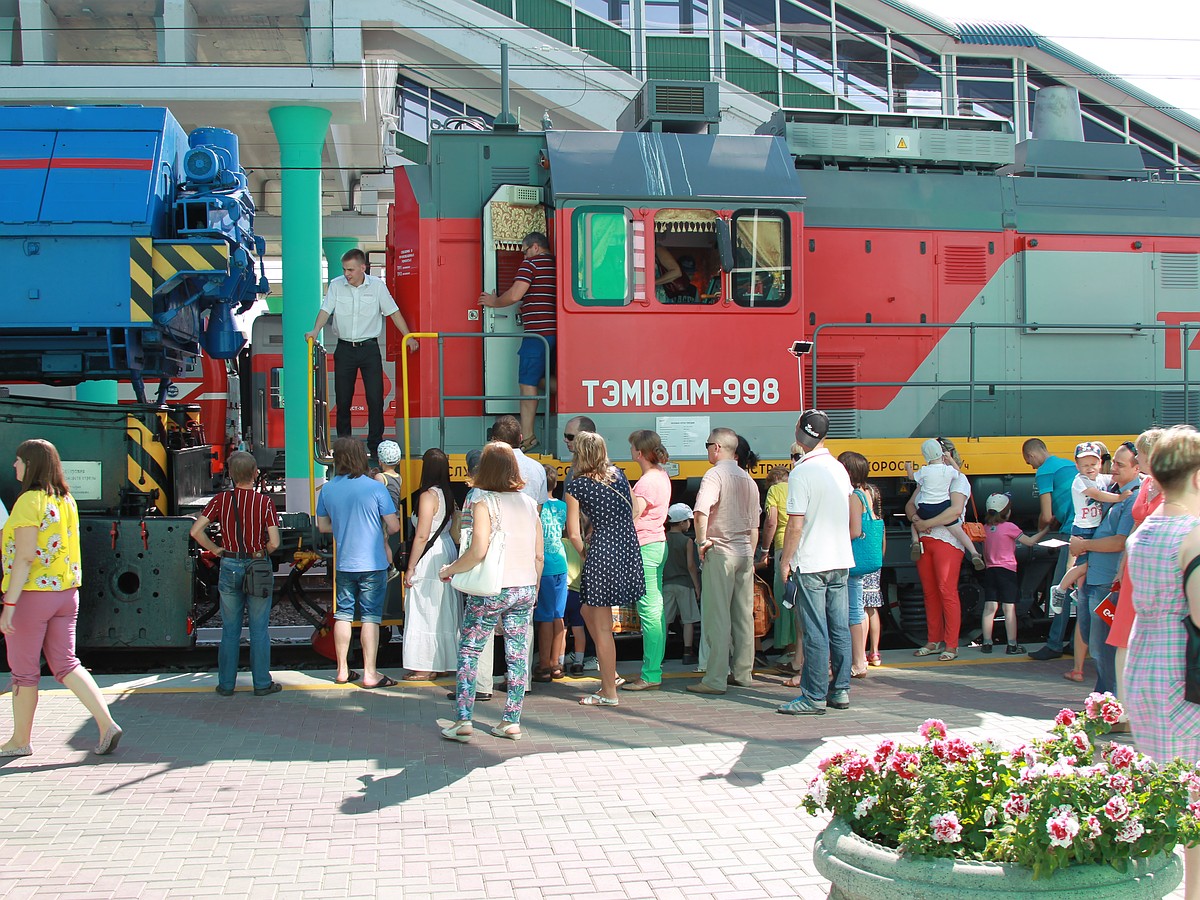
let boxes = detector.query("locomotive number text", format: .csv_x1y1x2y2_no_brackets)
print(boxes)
581,378,781,408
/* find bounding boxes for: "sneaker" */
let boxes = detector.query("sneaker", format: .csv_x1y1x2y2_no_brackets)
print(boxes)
777,696,826,716
1006,643,1026,655
583,656,599,672
971,555,986,571
977,642,993,654
1028,645,1064,661
826,690,850,710
566,651,583,676
680,650,698,666
253,682,283,696
387,565,402,582
1048,587,1068,616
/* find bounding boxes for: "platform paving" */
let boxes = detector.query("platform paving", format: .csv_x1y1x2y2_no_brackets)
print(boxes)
0,649,1186,899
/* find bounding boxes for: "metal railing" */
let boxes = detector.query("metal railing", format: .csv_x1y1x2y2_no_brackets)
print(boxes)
400,332,551,490
809,320,1199,438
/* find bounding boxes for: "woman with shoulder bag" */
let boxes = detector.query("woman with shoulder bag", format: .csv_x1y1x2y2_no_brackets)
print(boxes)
839,452,885,677
438,442,543,742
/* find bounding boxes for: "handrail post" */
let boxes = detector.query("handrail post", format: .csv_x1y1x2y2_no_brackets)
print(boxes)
306,336,316,515
1186,325,1192,425
402,332,438,496
968,323,977,439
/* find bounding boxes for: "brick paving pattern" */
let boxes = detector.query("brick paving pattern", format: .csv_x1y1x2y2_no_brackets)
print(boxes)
0,653,1186,898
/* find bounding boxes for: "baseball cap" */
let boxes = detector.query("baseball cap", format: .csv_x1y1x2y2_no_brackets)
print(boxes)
667,503,693,523
377,440,402,465
465,448,483,474
796,409,829,447
1075,441,1104,461
921,438,944,463
985,493,1010,513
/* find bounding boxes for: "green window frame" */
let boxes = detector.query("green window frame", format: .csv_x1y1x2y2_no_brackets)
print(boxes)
571,206,632,306
731,209,791,308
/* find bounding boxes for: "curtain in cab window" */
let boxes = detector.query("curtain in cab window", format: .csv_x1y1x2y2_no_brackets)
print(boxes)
572,207,632,306
733,209,790,308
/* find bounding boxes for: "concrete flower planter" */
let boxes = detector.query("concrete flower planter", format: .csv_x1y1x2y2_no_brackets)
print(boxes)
814,817,1182,899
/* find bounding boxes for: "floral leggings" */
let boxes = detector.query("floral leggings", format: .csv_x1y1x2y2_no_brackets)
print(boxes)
456,584,536,724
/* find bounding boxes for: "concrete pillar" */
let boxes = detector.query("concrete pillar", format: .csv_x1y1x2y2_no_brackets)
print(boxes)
322,237,356,281
269,105,331,514
76,381,118,404
160,0,198,65
18,0,57,64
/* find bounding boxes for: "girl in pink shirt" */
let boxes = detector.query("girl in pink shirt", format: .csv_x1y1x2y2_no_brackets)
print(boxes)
624,430,672,690
978,494,1048,655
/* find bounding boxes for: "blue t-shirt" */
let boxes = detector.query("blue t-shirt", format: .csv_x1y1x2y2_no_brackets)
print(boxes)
316,474,393,573
1036,455,1077,531
1084,476,1140,588
540,498,568,577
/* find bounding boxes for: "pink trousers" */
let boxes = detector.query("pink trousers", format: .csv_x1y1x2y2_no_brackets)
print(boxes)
5,588,82,687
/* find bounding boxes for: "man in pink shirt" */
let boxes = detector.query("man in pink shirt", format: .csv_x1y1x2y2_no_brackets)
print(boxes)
688,427,761,696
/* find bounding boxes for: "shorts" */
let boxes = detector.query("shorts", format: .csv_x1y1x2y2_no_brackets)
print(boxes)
983,567,1019,606
517,334,556,387
847,574,866,627
1070,524,1097,564
916,499,951,521
333,569,386,624
534,571,568,622
564,589,584,628
663,583,700,626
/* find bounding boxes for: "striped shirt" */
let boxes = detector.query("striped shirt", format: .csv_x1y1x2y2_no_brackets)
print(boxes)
200,489,281,555
515,254,556,335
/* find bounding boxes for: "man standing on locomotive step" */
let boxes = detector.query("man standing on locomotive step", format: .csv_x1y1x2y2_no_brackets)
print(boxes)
479,232,556,452
306,248,417,459
777,409,855,716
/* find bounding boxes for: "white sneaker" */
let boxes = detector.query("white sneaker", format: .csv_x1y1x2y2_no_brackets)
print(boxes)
583,655,599,671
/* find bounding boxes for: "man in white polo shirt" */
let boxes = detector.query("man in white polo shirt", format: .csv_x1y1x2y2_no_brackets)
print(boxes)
490,415,548,509
305,248,416,457
778,409,854,716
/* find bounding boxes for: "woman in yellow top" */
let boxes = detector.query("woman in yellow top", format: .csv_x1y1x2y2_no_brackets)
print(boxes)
1,439,122,758
758,445,805,671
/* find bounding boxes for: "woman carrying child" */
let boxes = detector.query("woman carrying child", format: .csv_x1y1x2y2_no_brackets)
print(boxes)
978,493,1047,655
905,438,984,571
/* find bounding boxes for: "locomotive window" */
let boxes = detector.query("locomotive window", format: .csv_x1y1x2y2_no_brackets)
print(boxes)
731,209,790,308
572,207,632,306
269,368,283,409
654,208,720,305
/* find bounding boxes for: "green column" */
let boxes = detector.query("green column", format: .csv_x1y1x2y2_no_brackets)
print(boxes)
269,105,331,513
322,238,357,280
76,381,118,404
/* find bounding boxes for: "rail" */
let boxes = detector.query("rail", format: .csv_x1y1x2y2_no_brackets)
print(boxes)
809,320,1199,438
400,332,551,490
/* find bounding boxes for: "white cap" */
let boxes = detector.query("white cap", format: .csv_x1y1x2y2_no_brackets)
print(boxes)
667,503,693,523
985,493,1010,513
921,438,945,463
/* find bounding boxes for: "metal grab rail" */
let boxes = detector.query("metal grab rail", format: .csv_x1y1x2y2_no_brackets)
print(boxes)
400,331,551,491
808,320,1198,438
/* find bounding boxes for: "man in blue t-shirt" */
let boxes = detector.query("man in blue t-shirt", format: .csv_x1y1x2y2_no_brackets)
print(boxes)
317,437,401,689
1023,439,1079,660
1070,443,1140,696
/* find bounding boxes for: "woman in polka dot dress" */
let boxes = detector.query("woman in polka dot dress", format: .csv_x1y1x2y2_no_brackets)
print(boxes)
566,432,644,707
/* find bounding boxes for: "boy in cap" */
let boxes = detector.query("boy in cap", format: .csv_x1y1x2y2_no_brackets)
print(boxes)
662,503,703,666
905,438,984,570
373,440,404,579
1053,441,1132,603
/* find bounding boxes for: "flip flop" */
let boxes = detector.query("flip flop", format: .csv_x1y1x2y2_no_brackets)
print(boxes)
334,670,361,685
362,675,399,689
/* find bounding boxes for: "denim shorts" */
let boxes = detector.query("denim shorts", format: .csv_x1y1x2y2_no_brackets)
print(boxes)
334,569,386,624
517,334,555,387
534,572,568,622
847,574,866,627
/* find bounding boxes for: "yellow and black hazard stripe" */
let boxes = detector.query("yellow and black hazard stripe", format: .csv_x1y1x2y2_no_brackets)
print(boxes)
152,242,229,287
130,237,153,323
126,413,168,514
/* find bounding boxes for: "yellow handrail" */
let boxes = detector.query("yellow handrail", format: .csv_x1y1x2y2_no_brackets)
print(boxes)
306,335,317,515
400,332,437,495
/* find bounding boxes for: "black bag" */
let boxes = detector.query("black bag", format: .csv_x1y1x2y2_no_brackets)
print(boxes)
1181,557,1200,704
232,490,274,600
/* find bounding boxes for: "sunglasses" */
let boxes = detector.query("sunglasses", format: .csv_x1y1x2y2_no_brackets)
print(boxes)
705,442,719,449
564,433,576,441
790,452,803,461
1121,440,1138,458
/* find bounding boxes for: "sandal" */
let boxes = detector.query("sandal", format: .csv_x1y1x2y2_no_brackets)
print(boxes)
851,665,869,679
533,668,554,684
491,722,522,741
1063,669,1085,683
441,720,473,742
403,672,434,682
938,650,959,662
867,652,882,667
550,666,564,680
782,673,803,688
520,437,539,452
914,642,945,657
579,693,619,707
363,675,399,689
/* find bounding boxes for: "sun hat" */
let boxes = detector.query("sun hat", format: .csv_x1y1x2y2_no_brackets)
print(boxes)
377,440,402,465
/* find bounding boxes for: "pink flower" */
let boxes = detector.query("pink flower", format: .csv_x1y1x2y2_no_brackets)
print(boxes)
1107,745,1136,769
931,812,963,843
1084,815,1103,840
1103,795,1130,822
1116,819,1145,843
1107,773,1134,793
1004,793,1030,819
1070,732,1090,754
873,740,896,765
890,751,921,780
1046,808,1081,848
1085,692,1124,724
929,739,949,761
817,752,844,773
1055,709,1077,727
919,719,947,741
842,753,877,782
943,738,977,763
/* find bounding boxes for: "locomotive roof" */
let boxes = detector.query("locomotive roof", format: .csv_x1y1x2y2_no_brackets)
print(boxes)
544,130,802,205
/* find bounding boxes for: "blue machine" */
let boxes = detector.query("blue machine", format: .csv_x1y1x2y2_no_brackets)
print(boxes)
0,106,268,401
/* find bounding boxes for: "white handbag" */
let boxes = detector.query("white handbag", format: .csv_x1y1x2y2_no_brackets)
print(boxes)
451,492,506,597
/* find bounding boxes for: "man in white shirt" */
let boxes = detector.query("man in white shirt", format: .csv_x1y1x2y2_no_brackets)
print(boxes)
305,248,416,457
491,415,548,509
778,409,854,716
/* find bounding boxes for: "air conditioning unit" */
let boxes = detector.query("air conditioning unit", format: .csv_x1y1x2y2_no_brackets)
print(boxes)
618,80,721,135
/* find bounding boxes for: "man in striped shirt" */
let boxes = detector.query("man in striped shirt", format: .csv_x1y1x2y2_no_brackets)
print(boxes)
479,232,556,451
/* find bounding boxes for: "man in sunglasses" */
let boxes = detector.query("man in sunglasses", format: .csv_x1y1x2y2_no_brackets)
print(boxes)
561,416,597,484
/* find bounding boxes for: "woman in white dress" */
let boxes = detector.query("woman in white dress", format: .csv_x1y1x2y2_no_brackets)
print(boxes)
403,448,461,680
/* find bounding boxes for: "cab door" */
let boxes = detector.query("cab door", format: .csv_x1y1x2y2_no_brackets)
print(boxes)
481,185,546,414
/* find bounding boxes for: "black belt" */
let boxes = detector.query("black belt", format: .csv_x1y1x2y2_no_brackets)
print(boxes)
339,338,378,348
225,551,266,560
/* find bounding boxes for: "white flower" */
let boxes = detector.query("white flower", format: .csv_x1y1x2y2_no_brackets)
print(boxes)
1046,808,1081,848
853,795,879,819
931,812,962,843
1116,819,1145,843
983,806,998,827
